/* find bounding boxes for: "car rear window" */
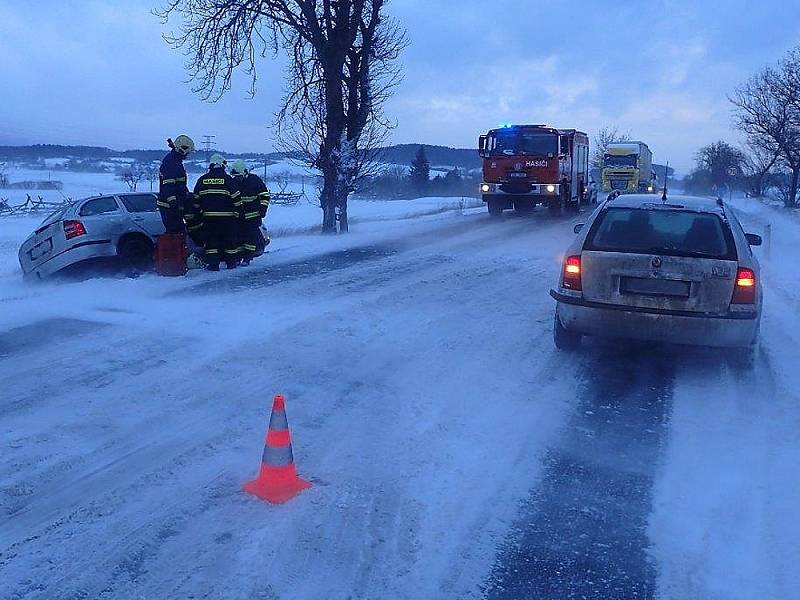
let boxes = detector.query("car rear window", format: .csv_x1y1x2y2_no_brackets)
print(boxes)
39,206,70,228
119,193,157,213
79,196,120,216
585,207,736,260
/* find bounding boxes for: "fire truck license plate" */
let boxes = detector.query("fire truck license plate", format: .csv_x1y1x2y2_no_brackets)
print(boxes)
509,172,527,178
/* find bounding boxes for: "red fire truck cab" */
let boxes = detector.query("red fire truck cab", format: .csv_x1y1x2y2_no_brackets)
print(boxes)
478,124,590,216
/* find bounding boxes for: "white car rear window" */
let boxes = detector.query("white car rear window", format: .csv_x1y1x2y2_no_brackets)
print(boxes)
586,208,736,260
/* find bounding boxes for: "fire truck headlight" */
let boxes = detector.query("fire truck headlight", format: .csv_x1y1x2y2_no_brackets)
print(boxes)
480,183,491,193
546,184,556,193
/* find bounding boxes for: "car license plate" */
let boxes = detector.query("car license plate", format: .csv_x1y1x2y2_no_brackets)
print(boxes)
620,277,690,298
509,172,527,178
29,238,53,260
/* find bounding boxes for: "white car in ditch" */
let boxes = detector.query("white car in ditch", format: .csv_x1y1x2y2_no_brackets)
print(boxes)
18,192,164,279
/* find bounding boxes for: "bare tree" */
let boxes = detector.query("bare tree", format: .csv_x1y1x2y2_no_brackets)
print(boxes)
0,162,8,188
740,141,779,197
118,164,145,192
695,141,746,187
591,126,631,170
730,47,800,207
271,170,292,194
156,1,407,233
143,163,160,191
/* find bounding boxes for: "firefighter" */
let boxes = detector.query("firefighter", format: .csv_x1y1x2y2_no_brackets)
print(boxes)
230,160,271,265
192,154,242,271
158,135,194,233
182,192,206,264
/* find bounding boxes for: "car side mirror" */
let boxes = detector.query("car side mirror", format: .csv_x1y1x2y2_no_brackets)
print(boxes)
574,223,584,234
745,233,762,246
478,135,487,158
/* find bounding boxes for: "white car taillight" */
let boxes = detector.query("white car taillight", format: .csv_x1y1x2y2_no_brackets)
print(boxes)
732,267,756,304
562,255,582,291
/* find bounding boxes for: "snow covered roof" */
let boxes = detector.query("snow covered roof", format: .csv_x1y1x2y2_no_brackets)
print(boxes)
607,193,725,215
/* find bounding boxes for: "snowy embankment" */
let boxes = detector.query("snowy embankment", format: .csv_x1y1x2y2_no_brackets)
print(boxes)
648,195,800,600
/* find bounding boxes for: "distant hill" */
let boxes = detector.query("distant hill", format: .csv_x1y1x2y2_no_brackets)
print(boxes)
0,144,286,163
377,144,480,170
0,143,480,171
0,143,671,179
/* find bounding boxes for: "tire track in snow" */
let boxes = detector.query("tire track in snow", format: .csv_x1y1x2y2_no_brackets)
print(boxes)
172,207,577,297
1,207,584,598
485,342,675,599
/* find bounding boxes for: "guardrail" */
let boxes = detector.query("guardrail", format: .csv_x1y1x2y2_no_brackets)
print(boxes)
270,192,304,206
0,195,72,217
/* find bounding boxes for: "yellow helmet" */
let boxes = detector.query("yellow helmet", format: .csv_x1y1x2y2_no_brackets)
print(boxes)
209,153,226,168
230,160,248,175
172,134,195,155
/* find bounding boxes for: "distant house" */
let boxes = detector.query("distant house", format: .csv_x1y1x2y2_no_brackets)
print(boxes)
5,180,64,190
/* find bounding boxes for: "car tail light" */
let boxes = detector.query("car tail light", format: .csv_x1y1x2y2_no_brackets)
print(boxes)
63,220,86,240
732,267,756,304
563,255,582,291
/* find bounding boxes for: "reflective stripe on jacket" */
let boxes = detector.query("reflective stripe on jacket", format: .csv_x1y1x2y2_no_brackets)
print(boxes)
193,167,241,219
235,173,271,220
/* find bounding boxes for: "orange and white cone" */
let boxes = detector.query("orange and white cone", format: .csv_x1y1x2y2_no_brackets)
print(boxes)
243,394,312,504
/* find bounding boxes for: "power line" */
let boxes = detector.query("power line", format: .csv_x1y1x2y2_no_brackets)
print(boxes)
201,135,216,163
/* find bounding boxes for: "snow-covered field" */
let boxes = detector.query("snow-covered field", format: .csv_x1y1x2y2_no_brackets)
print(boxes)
1,188,799,599
0,166,481,240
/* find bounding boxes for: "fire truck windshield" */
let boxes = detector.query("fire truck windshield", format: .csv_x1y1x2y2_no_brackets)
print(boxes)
603,154,638,167
492,131,558,157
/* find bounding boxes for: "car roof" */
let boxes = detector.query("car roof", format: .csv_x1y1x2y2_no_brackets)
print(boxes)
75,191,155,202
604,193,726,216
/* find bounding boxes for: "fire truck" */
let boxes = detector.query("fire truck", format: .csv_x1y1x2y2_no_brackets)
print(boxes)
478,124,590,216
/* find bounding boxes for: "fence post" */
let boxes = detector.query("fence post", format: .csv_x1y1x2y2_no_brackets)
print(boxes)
764,223,772,260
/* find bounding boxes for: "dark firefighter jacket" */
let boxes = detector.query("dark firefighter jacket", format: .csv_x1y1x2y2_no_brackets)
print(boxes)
236,173,271,220
158,149,190,210
192,167,242,219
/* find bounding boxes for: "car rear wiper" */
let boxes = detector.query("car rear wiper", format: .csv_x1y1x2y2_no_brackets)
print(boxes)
644,247,725,259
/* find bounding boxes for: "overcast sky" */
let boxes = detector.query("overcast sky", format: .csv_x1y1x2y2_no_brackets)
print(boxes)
1,0,798,172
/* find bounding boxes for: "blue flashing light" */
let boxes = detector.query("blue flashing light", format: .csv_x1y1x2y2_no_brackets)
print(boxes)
499,122,514,128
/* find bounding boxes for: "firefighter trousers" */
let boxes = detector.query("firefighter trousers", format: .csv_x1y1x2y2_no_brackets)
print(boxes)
240,219,265,261
203,216,239,268
159,207,185,234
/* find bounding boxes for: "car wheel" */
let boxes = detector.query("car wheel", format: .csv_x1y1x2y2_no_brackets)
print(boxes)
727,344,756,370
514,201,534,215
488,201,503,218
119,236,154,272
553,311,581,350
568,196,581,213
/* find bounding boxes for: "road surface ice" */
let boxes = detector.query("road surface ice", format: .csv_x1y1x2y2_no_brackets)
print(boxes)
1,195,799,599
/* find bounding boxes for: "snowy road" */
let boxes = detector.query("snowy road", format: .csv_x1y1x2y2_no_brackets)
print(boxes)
1,199,800,599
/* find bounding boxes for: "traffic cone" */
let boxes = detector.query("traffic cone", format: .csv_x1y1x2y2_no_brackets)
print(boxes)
243,394,312,504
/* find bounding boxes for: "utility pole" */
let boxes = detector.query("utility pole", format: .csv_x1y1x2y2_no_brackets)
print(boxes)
201,135,216,164
264,125,269,183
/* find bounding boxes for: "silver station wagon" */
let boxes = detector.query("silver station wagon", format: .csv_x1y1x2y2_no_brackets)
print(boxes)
18,192,165,279
550,193,762,359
